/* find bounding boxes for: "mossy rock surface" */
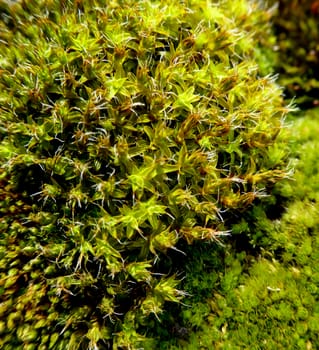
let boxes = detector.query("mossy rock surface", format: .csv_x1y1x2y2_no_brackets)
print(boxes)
0,0,290,349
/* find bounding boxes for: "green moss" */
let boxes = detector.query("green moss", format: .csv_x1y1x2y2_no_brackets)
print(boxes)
0,0,291,349
151,108,319,349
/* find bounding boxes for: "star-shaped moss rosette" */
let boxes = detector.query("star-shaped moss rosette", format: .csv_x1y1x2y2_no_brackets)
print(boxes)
0,0,292,349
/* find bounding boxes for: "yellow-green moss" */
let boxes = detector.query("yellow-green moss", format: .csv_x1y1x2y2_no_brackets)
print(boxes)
153,108,319,349
0,0,292,349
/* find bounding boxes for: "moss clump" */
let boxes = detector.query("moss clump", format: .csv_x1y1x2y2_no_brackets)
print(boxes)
0,0,290,349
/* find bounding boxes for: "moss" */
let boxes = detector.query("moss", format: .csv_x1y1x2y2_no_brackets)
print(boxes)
0,0,291,349
151,107,319,348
